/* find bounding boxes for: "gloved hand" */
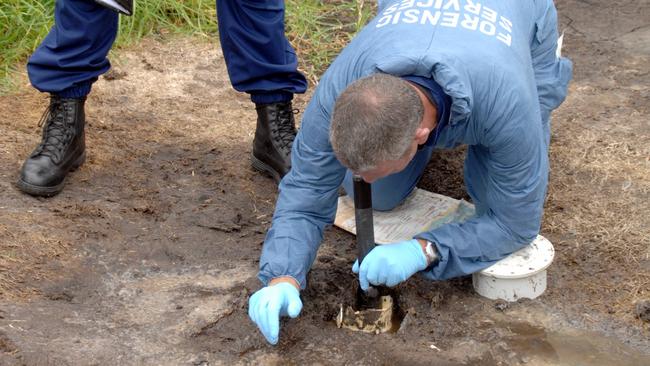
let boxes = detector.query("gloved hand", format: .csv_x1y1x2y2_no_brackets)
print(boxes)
248,281,302,345
352,239,428,290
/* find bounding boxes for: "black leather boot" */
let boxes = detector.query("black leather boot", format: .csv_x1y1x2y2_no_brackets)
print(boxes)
17,95,86,197
251,101,297,183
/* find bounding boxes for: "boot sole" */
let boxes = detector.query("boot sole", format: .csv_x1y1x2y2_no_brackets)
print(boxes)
251,155,281,184
16,152,86,197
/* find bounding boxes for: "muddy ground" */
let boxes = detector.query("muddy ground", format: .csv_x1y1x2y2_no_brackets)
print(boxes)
1,0,649,365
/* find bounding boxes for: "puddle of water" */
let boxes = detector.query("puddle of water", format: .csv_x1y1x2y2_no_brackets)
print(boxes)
496,320,650,366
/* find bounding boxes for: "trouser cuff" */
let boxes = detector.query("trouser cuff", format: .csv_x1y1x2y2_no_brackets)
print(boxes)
251,91,293,105
56,82,92,99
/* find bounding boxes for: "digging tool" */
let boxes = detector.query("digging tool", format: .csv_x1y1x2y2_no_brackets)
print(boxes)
336,175,396,333
352,175,382,308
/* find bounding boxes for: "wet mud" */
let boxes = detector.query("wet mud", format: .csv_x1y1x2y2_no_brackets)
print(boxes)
1,0,649,365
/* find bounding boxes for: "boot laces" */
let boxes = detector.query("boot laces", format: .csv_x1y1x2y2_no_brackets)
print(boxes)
274,106,298,152
34,98,75,163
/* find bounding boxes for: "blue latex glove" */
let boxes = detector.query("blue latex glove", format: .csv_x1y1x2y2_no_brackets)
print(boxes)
352,239,428,290
248,282,302,345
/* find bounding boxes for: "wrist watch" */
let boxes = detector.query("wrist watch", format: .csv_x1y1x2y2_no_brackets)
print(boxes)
423,240,439,265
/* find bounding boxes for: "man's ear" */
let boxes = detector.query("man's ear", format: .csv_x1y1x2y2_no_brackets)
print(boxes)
414,127,431,145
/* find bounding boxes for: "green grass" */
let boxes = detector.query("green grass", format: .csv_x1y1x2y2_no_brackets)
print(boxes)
0,0,374,94
0,0,55,92
286,0,374,83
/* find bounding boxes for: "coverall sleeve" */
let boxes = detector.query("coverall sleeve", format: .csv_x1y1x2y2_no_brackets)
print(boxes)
412,0,572,281
415,104,549,280
531,0,573,144
258,97,347,289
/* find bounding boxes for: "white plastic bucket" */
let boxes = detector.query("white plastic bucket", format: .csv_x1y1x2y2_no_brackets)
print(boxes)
472,235,555,302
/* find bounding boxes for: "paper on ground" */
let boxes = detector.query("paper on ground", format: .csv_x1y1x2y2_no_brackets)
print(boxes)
334,188,475,244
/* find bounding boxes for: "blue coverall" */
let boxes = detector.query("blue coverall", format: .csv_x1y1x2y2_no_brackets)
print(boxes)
27,0,307,104
258,0,573,288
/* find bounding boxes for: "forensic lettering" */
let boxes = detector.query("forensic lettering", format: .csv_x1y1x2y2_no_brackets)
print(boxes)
375,0,514,48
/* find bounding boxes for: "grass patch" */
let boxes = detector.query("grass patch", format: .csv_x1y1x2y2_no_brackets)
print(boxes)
0,0,217,94
0,0,374,94
286,0,374,84
0,0,55,92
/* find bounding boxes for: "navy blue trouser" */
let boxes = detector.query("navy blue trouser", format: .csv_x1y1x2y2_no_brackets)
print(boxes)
27,0,307,103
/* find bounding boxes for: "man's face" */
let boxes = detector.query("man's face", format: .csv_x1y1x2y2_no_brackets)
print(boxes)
356,140,419,183
354,81,436,183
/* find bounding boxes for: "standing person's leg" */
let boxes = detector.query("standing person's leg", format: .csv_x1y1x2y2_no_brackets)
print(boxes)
216,0,308,183
341,144,436,211
18,0,118,197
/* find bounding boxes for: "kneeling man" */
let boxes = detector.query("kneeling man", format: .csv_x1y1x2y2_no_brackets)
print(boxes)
248,0,572,344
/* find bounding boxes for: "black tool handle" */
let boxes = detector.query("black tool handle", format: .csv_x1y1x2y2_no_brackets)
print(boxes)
353,175,375,264
353,175,383,306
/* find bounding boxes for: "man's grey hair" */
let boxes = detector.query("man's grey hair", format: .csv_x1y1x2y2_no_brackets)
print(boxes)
330,73,424,172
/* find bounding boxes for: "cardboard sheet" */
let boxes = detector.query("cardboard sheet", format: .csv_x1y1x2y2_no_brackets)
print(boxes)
334,188,475,244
